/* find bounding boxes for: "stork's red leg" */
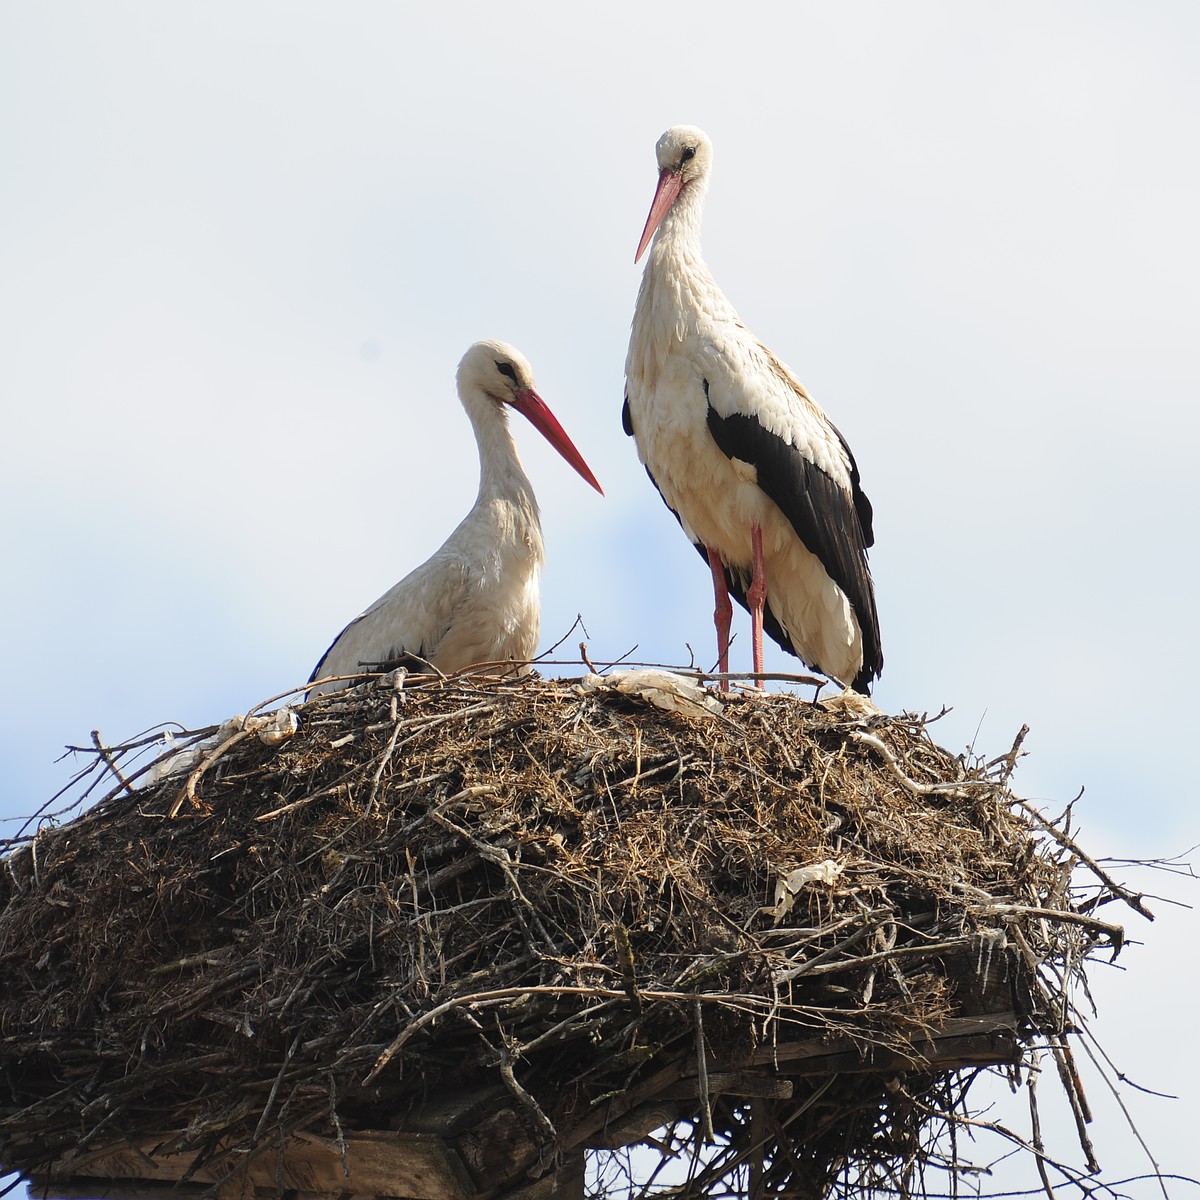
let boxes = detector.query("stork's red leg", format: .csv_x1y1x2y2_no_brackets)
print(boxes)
706,545,732,692
746,523,766,687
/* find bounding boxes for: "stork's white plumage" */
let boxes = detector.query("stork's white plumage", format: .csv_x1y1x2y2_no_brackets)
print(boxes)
309,341,603,695
624,126,882,693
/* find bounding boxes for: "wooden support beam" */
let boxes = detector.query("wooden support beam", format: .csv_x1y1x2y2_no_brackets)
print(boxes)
744,1013,1020,1076
584,1101,685,1151
453,1105,540,1183
33,1129,475,1200
500,1153,583,1200
23,1015,1022,1200
572,1015,1019,1153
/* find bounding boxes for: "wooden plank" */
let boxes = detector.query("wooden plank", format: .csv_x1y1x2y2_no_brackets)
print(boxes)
661,1072,793,1100
746,1013,1019,1072
559,1057,684,1152
28,1183,216,1200
37,1129,474,1200
284,1129,474,1198
773,1031,1019,1076
584,1102,684,1151
452,1106,539,1184
568,1018,1019,1154
27,1180,292,1200
400,1085,512,1138
500,1154,583,1200
26,1013,1022,1199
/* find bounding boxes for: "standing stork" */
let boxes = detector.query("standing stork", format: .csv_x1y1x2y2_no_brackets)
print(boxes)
623,126,882,693
309,340,603,695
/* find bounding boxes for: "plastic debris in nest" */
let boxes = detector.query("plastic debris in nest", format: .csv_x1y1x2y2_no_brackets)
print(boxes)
765,858,845,924
580,668,724,717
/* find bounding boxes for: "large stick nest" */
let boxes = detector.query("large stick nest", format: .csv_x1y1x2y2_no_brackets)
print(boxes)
0,671,1137,1198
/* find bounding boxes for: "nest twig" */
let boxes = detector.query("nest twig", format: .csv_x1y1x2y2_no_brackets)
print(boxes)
0,670,1152,1198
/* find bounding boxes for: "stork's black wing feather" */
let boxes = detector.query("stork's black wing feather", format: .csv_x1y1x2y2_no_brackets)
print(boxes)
704,405,882,689
830,421,875,549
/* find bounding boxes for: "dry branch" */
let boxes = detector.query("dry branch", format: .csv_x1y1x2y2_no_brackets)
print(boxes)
0,672,1146,1200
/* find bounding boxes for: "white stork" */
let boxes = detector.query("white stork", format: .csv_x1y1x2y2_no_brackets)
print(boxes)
624,126,882,693
309,340,603,695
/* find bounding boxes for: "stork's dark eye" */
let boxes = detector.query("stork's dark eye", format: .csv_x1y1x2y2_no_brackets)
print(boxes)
681,146,696,164
496,361,518,381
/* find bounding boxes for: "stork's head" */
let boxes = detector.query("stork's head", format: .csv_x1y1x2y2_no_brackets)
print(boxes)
458,339,539,408
635,125,713,263
458,341,604,495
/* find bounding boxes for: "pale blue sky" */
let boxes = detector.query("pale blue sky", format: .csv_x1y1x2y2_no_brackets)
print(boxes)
3,3,1199,1193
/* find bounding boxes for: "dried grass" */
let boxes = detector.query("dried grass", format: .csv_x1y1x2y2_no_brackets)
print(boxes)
0,670,1143,1198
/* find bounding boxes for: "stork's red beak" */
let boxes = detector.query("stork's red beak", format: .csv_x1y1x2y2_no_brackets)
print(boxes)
514,388,604,496
635,167,685,264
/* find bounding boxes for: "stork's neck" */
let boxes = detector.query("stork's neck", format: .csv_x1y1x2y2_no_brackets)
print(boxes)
646,180,712,291
464,393,538,515
631,178,739,376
